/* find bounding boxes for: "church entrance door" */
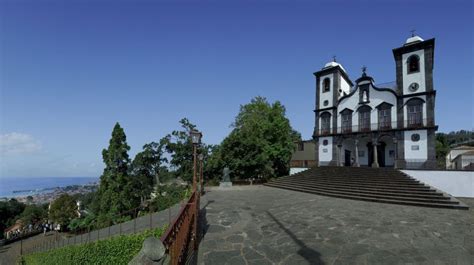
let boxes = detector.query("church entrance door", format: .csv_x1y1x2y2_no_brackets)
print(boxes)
367,142,386,167
344,150,351,166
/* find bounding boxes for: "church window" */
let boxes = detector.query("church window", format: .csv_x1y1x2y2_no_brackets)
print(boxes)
323,78,330,92
320,112,331,134
341,109,352,133
377,103,392,130
297,142,304,151
358,106,371,132
407,98,424,127
407,55,420,74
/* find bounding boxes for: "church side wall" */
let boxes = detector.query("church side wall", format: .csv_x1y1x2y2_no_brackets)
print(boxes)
318,73,334,108
402,49,426,94
404,130,428,161
402,170,474,198
318,136,333,165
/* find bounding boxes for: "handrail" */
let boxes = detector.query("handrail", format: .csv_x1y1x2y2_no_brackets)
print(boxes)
160,191,198,265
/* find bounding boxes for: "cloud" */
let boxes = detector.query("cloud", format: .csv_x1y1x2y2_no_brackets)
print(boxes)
0,132,42,155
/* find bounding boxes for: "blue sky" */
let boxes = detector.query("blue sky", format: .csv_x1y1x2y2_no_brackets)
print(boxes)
0,0,472,178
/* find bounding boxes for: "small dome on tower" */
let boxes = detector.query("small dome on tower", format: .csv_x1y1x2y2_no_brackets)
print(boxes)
323,61,346,72
405,35,424,45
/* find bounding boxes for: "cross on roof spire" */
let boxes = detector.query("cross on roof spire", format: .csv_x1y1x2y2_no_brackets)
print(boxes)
332,55,337,62
410,29,416,37
362,65,367,76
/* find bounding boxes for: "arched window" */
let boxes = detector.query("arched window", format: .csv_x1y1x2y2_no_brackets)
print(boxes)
406,98,424,127
407,55,420,74
320,112,331,134
376,102,393,129
358,105,371,132
323,78,330,92
340,109,353,133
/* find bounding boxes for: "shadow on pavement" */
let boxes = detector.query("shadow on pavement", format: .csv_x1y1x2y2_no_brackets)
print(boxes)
199,199,214,243
266,211,325,265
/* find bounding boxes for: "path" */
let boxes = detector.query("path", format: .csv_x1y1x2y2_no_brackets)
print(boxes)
198,185,474,265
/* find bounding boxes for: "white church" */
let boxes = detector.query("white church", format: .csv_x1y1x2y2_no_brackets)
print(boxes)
313,34,437,169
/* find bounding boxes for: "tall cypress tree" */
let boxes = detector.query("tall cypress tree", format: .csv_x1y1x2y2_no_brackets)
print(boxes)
97,122,135,225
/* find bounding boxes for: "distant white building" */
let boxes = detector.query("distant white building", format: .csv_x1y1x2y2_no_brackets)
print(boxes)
446,145,474,170
313,34,437,169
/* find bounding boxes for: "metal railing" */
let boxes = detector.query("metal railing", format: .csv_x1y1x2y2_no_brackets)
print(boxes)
160,191,198,265
315,119,435,136
19,200,182,257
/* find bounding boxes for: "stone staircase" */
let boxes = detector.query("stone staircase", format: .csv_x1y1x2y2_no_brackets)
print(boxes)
264,166,469,210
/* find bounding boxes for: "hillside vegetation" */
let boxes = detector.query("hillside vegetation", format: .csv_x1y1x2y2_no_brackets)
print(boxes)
23,226,167,265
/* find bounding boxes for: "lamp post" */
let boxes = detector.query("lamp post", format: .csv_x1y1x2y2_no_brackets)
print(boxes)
190,129,202,251
190,130,202,192
198,153,204,195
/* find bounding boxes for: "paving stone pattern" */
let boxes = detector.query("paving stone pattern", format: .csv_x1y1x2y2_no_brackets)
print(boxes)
198,186,474,265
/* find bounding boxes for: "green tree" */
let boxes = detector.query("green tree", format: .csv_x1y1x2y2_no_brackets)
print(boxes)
161,118,199,182
97,122,136,225
49,194,77,228
131,140,168,202
0,199,25,239
20,204,47,225
216,97,301,180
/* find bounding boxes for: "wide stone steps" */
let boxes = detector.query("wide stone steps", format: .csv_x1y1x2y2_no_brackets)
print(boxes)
264,182,452,202
267,180,444,196
275,178,433,190
264,166,469,210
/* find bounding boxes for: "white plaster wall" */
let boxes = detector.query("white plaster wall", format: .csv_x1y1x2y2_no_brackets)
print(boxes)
402,49,426,95
461,155,474,168
340,77,351,96
337,84,397,130
319,73,334,108
319,136,333,162
403,95,427,127
402,170,474,198
384,141,395,166
290,168,309,175
404,130,428,160
357,138,369,166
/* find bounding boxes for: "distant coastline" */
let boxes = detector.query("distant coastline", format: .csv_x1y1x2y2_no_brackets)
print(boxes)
0,177,99,200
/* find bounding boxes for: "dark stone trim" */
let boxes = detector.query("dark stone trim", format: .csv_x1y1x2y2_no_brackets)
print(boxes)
375,102,394,109
356,104,373,111
355,75,374,84
316,125,438,138
401,90,436,98
392,38,435,58
403,97,425,108
338,78,398,103
339,108,354,114
313,65,354,87
314,106,337,113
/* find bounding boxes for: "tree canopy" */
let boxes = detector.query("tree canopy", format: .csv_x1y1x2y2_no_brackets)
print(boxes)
211,97,300,180
97,122,136,225
49,194,77,227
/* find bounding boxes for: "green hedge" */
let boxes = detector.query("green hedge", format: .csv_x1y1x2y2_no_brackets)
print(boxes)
23,226,167,265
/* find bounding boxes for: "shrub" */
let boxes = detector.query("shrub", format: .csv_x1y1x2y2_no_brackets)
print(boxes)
23,225,167,265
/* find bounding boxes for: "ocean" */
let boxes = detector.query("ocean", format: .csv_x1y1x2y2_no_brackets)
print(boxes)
0,177,99,198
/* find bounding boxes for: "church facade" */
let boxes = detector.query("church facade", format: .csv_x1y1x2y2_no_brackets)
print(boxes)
313,35,437,169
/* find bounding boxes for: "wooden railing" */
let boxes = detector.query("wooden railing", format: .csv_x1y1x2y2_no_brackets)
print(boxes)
160,191,199,265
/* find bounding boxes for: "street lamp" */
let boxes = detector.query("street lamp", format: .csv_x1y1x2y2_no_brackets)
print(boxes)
198,153,204,194
190,130,202,192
